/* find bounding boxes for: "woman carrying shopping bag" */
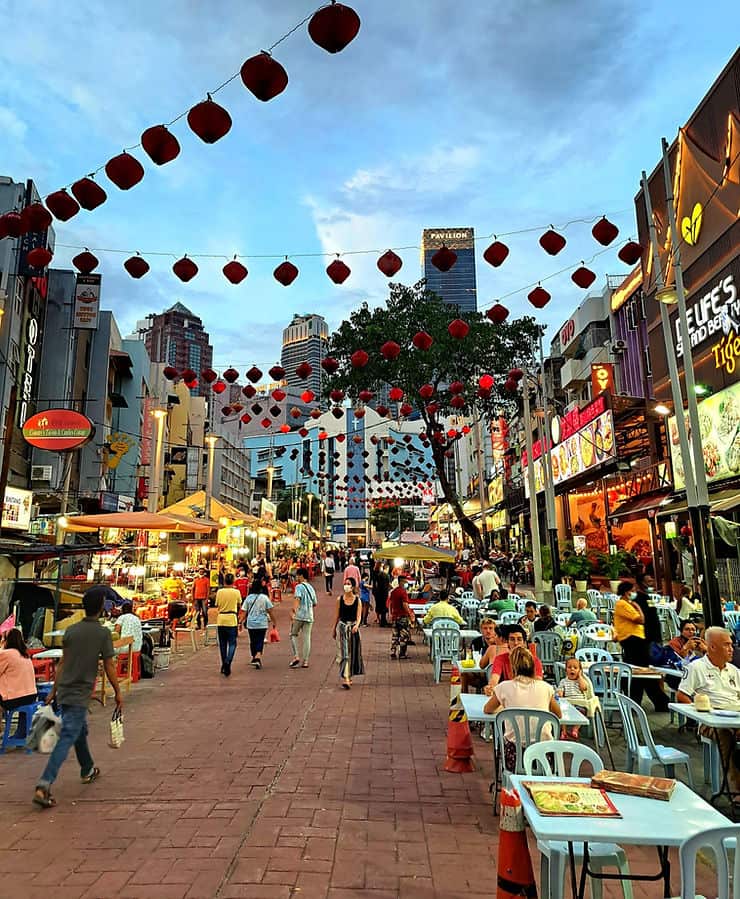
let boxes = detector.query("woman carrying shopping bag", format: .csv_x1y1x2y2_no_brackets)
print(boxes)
241,578,276,670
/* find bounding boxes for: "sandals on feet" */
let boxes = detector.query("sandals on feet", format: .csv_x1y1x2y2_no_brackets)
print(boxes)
81,766,100,784
302,662,309,668
33,787,56,808
289,659,301,668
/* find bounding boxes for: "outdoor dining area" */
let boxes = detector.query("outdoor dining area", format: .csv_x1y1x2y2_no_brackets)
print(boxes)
417,581,740,898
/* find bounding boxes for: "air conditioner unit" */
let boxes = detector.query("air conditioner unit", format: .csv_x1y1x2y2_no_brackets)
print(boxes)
611,339,627,354
31,465,53,482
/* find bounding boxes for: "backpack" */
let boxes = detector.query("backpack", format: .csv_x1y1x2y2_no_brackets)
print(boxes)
140,633,155,678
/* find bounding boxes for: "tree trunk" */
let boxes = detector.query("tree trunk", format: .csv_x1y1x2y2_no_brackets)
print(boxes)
431,441,485,559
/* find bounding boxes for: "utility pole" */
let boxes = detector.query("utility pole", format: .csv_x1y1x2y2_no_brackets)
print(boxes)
522,377,543,599
204,434,219,520
472,415,489,554
538,337,561,587
148,408,167,513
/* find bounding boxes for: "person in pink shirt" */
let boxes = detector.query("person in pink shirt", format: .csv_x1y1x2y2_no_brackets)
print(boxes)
343,558,361,588
0,629,37,712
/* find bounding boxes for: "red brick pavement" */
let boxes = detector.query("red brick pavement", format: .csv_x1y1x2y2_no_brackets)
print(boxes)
0,578,716,898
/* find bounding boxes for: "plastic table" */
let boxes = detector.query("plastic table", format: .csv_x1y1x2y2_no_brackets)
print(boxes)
668,702,740,810
460,693,588,728
33,648,63,660
510,774,730,898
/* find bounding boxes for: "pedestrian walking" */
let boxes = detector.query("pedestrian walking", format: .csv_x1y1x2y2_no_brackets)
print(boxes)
322,551,335,596
215,573,241,677
289,567,317,669
191,567,211,629
242,578,276,669
389,574,414,659
360,576,371,626
33,585,123,809
333,577,363,689
372,562,390,627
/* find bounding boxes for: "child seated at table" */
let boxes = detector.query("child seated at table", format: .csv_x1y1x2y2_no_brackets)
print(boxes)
556,657,594,739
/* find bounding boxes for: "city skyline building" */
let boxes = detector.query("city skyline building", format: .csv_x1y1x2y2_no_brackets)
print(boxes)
421,227,477,312
136,302,213,396
281,313,328,397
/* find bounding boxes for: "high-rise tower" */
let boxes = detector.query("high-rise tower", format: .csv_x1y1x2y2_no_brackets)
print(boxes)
421,227,477,312
137,302,213,395
281,314,328,397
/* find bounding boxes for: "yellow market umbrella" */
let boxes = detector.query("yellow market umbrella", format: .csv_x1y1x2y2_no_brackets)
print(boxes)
63,511,214,533
374,543,457,562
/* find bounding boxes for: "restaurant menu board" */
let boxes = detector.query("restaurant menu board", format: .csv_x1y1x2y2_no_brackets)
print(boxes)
522,781,621,818
526,410,616,497
669,380,740,491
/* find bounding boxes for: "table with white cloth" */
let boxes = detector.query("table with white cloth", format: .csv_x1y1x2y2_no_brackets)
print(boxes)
511,774,730,899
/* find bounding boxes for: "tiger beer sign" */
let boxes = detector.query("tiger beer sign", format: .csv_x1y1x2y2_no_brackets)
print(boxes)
22,409,95,452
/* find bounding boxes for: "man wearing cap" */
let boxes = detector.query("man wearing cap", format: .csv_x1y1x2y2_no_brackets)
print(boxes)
389,575,414,660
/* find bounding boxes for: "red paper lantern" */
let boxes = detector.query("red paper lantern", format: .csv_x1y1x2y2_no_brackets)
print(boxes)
412,331,433,351
321,357,339,374
268,365,285,380
201,368,217,383
483,240,509,267
308,2,361,53
124,255,150,278
592,217,619,246
509,368,524,381
299,390,315,405
618,241,643,265
326,259,351,284
447,429,458,439
477,386,491,399
299,427,308,437
223,260,248,284
331,406,344,419
274,260,299,285
260,418,272,429
247,366,262,383
354,407,366,419
72,251,99,274
241,413,252,424
330,389,345,402
240,51,289,101
223,367,239,383
26,246,52,268
185,379,198,390
504,378,517,392
461,425,471,435
310,409,322,419
351,350,369,368
353,435,362,444
289,407,302,419
141,124,181,165
478,374,495,390
572,266,596,289
539,229,566,255
528,286,551,308
376,405,389,417
296,361,313,380
0,211,23,238
231,402,244,413
377,249,402,277
163,366,178,381
105,152,145,190
318,430,329,441
280,424,291,434
187,97,232,143
212,380,227,394
449,380,464,395
389,387,404,402
486,303,509,324
173,256,198,282
431,245,457,271
400,403,413,417
68,176,106,211
20,203,52,232
448,318,469,340
181,368,197,383
45,189,79,222
419,384,434,400
451,395,465,409
242,384,257,398
380,340,401,360
425,402,440,416
358,390,373,403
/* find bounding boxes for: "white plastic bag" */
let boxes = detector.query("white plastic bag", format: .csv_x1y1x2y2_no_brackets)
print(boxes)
25,705,61,752
109,708,124,748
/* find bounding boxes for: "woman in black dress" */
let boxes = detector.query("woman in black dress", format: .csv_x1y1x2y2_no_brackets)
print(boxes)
372,563,390,627
332,576,362,689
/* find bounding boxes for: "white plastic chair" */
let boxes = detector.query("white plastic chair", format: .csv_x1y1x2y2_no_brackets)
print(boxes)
460,600,479,628
523,742,633,899
533,632,563,679
587,661,631,723
679,825,740,899
616,693,693,786
554,583,572,611
586,588,602,610
498,610,521,625
492,708,559,814
459,590,475,603
575,647,612,664
430,625,461,684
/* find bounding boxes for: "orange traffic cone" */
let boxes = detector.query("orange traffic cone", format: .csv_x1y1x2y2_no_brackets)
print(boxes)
444,665,475,773
497,788,537,898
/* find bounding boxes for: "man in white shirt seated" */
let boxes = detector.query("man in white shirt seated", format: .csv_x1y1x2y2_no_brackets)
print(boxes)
472,561,500,602
678,626,740,796
114,602,143,653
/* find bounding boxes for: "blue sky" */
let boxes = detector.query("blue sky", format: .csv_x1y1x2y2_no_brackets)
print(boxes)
1,1,737,372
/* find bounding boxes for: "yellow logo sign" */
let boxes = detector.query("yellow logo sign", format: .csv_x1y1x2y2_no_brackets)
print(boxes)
681,202,703,246
711,328,740,375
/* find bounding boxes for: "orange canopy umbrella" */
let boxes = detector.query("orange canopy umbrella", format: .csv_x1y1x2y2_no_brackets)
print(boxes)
63,511,214,533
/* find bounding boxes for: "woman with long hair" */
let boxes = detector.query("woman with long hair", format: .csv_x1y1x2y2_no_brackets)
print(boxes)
332,576,363,689
0,628,37,711
241,576,276,670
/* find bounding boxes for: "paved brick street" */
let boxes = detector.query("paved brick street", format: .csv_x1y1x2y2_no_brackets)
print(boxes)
0,582,716,898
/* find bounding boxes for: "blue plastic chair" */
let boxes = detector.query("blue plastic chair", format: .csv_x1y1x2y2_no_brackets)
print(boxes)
1,701,42,753
679,825,740,899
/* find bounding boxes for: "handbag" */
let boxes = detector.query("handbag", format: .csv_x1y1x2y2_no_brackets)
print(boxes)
268,626,280,643
109,708,125,748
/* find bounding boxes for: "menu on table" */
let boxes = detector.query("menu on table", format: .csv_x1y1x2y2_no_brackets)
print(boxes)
522,781,621,817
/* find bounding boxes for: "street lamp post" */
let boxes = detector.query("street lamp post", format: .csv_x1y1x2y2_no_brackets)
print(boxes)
521,378,543,600
538,337,561,587
204,434,219,521
148,408,167,513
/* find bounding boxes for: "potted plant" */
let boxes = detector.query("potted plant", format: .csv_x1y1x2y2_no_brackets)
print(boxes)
562,553,593,593
540,544,553,592
598,550,633,593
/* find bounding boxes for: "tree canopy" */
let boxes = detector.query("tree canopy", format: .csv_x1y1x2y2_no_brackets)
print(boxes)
324,281,543,556
368,504,415,535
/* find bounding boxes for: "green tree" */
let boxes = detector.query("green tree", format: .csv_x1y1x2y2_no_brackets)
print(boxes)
275,489,321,529
325,281,542,557
369,504,415,535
